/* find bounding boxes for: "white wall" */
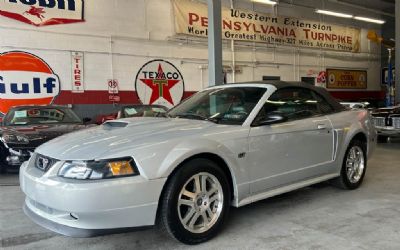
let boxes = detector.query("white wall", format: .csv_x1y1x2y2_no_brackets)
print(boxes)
0,0,382,94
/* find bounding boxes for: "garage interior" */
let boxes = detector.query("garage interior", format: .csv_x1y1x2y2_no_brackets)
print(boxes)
1,0,400,249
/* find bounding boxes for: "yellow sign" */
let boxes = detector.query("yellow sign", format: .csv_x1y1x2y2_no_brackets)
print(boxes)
326,69,367,89
173,0,361,53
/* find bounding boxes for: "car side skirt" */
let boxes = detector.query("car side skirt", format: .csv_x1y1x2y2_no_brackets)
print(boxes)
237,173,339,207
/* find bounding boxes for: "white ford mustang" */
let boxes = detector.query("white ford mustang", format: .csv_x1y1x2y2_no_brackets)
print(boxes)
20,82,376,244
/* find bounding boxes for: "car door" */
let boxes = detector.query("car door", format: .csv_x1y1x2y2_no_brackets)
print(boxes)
248,87,334,194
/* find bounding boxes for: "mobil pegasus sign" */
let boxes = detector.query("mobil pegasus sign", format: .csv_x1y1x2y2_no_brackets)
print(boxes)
0,0,84,26
0,51,61,114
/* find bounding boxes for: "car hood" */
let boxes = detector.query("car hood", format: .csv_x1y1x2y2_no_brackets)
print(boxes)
0,124,89,147
36,118,219,160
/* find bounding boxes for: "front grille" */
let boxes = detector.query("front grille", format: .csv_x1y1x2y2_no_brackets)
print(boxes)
392,117,400,129
33,154,58,172
372,117,386,127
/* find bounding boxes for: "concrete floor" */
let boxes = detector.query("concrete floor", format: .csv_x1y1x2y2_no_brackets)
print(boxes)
1,140,400,250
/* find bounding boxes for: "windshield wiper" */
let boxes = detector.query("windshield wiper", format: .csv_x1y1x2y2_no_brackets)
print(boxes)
173,113,220,124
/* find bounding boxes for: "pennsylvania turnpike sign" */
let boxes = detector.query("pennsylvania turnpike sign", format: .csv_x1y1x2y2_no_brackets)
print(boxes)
0,0,84,26
173,0,361,53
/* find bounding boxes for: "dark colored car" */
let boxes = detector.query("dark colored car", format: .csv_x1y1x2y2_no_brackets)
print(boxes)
95,105,168,124
370,106,400,142
0,106,93,172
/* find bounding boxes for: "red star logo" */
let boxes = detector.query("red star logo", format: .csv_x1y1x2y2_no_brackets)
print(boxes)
140,64,180,105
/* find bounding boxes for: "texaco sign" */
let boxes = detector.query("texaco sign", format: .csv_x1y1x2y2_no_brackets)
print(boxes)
135,60,185,109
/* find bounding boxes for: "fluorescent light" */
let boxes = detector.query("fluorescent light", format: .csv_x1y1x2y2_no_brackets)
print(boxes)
252,0,278,5
315,9,353,18
354,16,385,24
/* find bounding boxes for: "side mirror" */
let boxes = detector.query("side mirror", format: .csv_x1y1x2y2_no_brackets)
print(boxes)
256,114,287,126
83,117,92,124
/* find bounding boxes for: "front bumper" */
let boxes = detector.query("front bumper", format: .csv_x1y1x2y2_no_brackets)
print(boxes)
20,160,167,236
375,126,400,137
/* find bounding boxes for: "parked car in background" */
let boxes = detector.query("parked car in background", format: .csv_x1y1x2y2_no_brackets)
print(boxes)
371,106,400,142
95,104,168,124
0,106,93,172
340,102,370,109
20,82,376,244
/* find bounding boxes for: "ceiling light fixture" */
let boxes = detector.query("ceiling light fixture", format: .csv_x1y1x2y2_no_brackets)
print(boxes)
315,9,353,18
354,16,385,24
252,0,278,5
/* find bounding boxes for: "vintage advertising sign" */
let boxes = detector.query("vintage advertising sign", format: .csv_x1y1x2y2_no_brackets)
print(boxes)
0,0,84,26
0,51,61,114
326,69,367,89
173,0,361,53
71,51,84,93
135,60,185,109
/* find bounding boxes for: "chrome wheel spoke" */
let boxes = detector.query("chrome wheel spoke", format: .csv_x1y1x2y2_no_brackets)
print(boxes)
182,208,196,225
207,187,218,197
189,212,200,228
178,198,194,207
183,190,196,200
194,175,201,193
206,207,214,218
201,175,207,193
209,194,218,203
201,211,210,224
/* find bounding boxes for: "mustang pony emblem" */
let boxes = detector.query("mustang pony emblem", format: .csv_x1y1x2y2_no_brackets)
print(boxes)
23,6,46,21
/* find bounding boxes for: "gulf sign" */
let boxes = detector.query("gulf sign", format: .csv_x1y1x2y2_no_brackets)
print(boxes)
0,0,84,26
0,51,60,114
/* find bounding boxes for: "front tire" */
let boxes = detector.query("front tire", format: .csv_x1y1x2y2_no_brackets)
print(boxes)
332,140,367,190
158,158,230,244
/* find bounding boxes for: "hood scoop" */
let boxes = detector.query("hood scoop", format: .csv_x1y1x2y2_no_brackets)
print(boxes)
103,121,129,128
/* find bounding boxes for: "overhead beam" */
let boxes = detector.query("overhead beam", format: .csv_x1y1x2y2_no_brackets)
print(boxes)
207,0,223,86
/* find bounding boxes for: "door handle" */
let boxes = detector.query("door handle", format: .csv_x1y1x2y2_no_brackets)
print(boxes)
317,124,327,130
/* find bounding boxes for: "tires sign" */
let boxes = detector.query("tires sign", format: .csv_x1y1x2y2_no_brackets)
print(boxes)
135,60,185,109
0,0,84,26
0,51,61,114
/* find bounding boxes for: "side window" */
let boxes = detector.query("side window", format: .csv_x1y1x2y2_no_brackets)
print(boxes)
313,92,335,114
254,88,321,124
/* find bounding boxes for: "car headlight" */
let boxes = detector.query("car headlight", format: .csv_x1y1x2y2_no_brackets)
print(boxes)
1,133,30,144
58,157,139,180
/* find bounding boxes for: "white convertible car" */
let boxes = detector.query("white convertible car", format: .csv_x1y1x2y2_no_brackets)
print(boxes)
20,82,376,244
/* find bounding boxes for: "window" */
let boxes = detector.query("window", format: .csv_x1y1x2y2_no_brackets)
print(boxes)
262,76,281,81
4,108,82,126
254,88,321,124
168,87,266,125
301,77,315,85
313,92,334,114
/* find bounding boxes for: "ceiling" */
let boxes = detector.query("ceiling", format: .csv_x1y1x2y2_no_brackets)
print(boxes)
338,0,395,15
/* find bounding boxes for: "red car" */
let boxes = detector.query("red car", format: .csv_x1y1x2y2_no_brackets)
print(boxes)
95,105,168,124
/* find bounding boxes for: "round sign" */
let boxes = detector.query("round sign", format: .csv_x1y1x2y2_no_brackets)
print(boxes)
135,59,184,109
328,73,336,84
0,51,61,114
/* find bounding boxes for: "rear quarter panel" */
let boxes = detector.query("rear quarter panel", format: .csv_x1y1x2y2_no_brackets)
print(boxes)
327,109,376,174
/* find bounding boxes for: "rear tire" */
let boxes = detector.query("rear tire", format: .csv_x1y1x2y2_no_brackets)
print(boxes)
158,158,230,245
332,140,367,190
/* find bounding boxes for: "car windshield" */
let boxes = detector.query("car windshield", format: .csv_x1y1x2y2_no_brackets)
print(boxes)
4,107,82,126
122,106,167,118
168,86,266,125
